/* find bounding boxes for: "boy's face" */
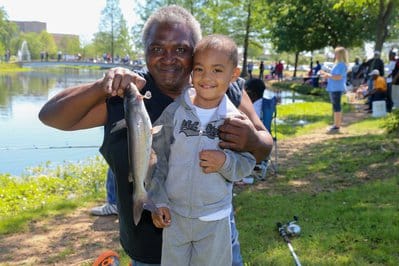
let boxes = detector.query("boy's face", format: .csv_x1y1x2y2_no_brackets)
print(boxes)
192,48,239,108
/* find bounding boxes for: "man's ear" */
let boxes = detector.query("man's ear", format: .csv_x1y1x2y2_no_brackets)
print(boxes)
230,67,241,82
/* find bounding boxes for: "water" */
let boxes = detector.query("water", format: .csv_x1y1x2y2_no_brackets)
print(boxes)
0,69,104,176
263,89,304,104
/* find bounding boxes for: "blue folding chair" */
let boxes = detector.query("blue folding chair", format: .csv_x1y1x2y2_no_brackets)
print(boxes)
262,96,278,174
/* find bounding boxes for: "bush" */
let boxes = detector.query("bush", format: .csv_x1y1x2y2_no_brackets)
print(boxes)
383,109,399,136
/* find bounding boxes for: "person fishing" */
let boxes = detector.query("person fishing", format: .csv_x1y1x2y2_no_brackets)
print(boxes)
38,5,273,265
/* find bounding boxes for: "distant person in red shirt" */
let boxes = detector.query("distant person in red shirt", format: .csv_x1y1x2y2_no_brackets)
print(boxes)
275,60,284,81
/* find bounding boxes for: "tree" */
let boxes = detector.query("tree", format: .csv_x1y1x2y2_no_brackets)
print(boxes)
38,31,57,59
99,0,125,63
93,31,111,61
115,17,134,60
59,36,81,56
335,0,399,52
0,7,18,58
266,0,391,76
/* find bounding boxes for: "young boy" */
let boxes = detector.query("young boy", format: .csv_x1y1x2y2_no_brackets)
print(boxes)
148,34,256,266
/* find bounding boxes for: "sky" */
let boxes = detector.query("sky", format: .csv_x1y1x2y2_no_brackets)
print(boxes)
1,0,140,42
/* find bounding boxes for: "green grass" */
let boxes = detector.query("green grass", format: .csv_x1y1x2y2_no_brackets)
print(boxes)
0,156,108,234
0,62,30,72
233,98,399,265
235,178,399,265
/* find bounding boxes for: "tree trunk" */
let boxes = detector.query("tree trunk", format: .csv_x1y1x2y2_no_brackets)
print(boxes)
241,1,252,78
293,51,299,78
374,0,395,52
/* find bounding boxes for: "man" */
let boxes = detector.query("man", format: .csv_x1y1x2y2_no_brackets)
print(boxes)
364,69,387,113
365,51,385,103
39,5,272,265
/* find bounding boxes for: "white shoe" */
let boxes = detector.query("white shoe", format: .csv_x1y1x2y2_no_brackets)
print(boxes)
326,125,340,134
90,203,118,216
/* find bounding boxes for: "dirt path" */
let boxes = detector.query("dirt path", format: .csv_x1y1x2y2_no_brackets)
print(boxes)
0,205,120,265
0,105,372,266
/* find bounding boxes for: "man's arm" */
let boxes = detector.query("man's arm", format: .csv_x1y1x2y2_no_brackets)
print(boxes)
38,80,108,130
38,67,146,130
219,89,273,163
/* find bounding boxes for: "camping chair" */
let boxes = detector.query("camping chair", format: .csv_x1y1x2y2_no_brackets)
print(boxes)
261,96,278,175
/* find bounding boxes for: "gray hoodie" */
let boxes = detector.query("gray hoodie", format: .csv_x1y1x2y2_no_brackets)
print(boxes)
149,87,256,218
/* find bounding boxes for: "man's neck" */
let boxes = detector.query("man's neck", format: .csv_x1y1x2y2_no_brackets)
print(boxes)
162,89,184,99
159,84,190,100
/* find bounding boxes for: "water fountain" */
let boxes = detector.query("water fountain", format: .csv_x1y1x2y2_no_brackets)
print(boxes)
17,40,31,62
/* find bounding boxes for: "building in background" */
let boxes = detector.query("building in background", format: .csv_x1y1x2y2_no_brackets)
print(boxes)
12,20,79,48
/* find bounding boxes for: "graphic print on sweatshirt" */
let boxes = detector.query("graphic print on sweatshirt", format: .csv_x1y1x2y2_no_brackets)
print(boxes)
179,119,220,139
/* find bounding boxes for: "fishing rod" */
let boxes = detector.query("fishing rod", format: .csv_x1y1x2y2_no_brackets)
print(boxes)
0,145,100,151
276,216,302,266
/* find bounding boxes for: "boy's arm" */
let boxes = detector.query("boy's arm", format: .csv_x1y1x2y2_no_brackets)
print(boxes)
218,150,256,182
199,149,255,181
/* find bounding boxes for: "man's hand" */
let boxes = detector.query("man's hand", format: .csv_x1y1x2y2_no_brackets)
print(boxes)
199,150,226,173
151,207,171,228
218,114,258,152
101,67,146,97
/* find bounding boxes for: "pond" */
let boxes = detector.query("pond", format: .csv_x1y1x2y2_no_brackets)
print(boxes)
0,69,104,176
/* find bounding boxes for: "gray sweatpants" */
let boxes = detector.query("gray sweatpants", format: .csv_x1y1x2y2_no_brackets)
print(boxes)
161,210,232,266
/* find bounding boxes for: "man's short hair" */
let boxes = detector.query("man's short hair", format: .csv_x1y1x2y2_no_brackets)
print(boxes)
194,34,238,67
142,5,202,49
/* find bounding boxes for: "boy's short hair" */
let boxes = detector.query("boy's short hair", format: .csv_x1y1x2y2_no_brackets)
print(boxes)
194,34,238,67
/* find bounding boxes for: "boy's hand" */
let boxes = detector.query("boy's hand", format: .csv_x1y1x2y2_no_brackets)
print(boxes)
151,207,171,228
199,150,226,173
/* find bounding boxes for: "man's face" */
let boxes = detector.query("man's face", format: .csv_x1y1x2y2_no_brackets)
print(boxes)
145,22,194,96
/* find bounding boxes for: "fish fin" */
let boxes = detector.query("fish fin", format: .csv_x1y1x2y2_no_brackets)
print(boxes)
133,193,147,226
110,119,127,133
151,125,163,135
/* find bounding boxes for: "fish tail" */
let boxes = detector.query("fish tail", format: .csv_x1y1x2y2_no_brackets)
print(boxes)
133,193,147,226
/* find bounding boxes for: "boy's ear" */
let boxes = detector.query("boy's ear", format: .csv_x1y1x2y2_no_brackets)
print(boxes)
230,67,241,82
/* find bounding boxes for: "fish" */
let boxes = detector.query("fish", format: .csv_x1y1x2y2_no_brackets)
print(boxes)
124,82,161,226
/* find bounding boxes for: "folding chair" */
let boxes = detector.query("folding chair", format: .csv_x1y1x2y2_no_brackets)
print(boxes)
261,96,278,174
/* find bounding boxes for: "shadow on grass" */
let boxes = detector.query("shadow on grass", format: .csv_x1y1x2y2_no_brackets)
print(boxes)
266,134,398,195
